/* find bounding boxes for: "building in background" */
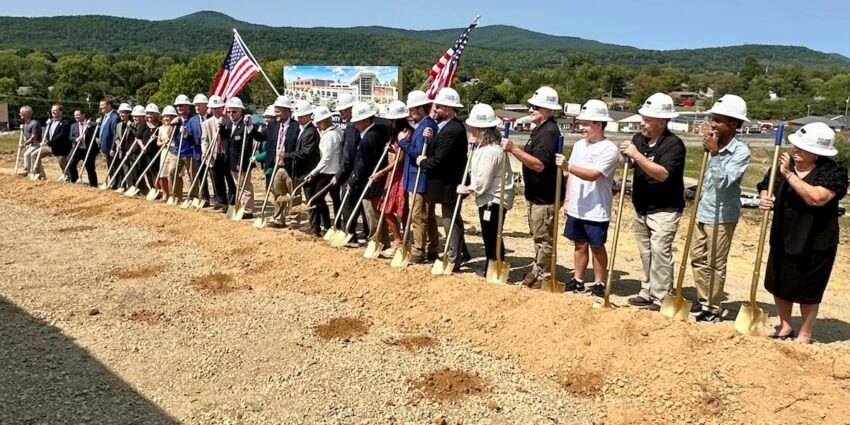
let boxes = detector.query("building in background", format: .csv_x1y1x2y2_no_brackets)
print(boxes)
284,65,399,110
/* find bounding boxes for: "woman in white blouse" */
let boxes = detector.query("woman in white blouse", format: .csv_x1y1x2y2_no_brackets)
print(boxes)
306,106,343,233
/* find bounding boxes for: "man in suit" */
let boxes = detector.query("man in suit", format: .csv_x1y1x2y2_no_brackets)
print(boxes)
110,104,135,189
30,104,71,179
201,95,232,212
346,101,389,246
219,97,262,219
417,88,470,272
331,94,369,239
286,100,321,233
67,108,98,186
266,96,300,227
188,94,211,203
98,98,119,175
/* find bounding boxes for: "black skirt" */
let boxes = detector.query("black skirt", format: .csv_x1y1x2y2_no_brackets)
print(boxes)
764,245,837,304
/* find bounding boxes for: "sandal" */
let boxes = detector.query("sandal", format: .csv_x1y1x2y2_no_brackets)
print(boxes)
769,330,797,340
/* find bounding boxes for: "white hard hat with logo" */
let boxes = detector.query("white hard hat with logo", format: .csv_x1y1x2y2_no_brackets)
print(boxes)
576,99,613,122
131,105,146,117
465,103,502,128
708,94,748,122
638,93,679,119
145,103,160,114
226,97,245,110
263,105,276,117
434,87,463,108
208,95,224,109
383,100,409,120
162,105,177,116
350,101,375,123
273,95,292,109
335,93,356,112
312,106,333,122
118,103,133,112
406,90,431,109
192,94,209,105
293,100,314,118
174,94,192,106
528,86,560,111
788,122,837,157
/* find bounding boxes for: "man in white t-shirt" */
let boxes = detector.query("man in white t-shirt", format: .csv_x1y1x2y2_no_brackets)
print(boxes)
555,99,621,297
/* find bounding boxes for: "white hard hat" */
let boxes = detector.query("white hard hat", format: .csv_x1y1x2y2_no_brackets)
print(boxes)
312,106,333,122
174,94,192,106
434,87,463,108
576,99,613,122
162,105,177,116
263,105,276,117
226,97,245,110
788,122,837,157
465,103,502,128
208,95,224,108
335,93,356,112
638,93,679,119
192,94,209,105
383,100,409,120
293,100,314,118
145,103,160,114
528,86,560,111
406,90,431,109
273,95,292,109
350,101,375,123
118,103,132,113
131,105,146,117
708,94,748,122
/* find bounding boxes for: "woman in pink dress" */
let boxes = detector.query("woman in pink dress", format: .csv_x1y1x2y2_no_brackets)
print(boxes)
374,101,413,258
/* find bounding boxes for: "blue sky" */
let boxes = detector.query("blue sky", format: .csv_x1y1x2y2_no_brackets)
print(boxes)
5,0,849,57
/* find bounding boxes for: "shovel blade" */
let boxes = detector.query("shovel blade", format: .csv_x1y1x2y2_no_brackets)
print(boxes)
57,175,66,182
431,257,449,275
734,304,768,336
145,190,158,201
391,249,409,268
225,206,236,219
660,296,692,321
486,260,510,284
166,196,177,206
98,182,109,190
115,187,125,194
231,207,245,221
540,278,566,293
252,218,266,228
336,232,354,248
190,198,201,208
179,199,192,209
124,187,138,197
363,241,383,259
323,227,338,241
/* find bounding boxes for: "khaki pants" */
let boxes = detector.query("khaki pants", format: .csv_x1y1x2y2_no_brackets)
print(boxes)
528,203,555,279
28,146,68,179
164,152,192,197
410,192,439,257
633,211,682,304
690,221,737,311
362,197,386,243
22,145,39,173
271,168,302,221
230,169,254,214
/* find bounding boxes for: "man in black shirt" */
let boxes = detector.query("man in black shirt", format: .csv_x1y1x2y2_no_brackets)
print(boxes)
619,93,686,311
502,86,563,288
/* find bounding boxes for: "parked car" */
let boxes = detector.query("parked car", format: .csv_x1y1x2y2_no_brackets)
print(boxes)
740,192,760,208
685,185,697,200
679,99,695,107
839,205,846,217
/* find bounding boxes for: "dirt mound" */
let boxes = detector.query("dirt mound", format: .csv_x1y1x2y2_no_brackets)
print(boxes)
57,225,96,233
559,367,605,397
412,368,489,401
126,310,170,325
144,239,172,248
315,317,369,341
190,272,245,295
384,334,438,351
112,264,161,279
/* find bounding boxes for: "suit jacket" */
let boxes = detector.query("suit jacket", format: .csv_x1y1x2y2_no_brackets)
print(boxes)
347,123,389,199
185,114,206,161
285,122,320,179
69,120,96,151
201,115,230,162
220,118,262,172
335,123,360,184
114,120,136,154
265,117,299,173
99,110,119,153
419,118,468,203
46,117,72,156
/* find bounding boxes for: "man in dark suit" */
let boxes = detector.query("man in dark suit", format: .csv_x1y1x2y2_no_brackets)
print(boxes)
68,108,99,186
417,88,470,271
331,94,369,239
31,104,71,179
219,97,262,219
284,100,322,233
346,101,390,246
266,96,301,227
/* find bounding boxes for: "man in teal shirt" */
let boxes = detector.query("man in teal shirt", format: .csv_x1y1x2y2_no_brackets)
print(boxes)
691,94,751,322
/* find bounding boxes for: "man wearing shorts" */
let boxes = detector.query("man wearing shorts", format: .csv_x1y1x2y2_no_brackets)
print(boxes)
555,100,620,297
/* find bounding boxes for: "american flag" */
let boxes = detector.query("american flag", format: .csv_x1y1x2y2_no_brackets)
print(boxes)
425,16,479,99
210,37,259,101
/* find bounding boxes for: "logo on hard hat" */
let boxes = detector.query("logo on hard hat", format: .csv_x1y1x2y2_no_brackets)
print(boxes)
817,138,831,146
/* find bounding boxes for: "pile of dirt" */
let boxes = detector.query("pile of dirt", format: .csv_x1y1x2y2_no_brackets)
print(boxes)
384,334,438,351
314,317,369,341
112,264,161,279
189,272,245,295
57,225,96,233
412,368,490,401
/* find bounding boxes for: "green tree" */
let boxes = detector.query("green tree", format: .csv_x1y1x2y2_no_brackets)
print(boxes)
739,56,765,84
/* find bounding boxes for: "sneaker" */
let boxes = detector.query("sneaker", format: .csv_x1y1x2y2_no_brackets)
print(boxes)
589,283,605,298
380,247,397,258
646,303,661,312
628,296,653,308
565,278,585,293
689,302,705,317
695,310,724,323
426,252,439,262
409,254,424,264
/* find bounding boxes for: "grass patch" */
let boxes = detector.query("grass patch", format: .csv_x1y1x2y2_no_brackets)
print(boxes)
0,131,21,154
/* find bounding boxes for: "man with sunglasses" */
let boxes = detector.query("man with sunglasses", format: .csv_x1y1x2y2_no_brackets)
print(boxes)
501,86,563,288
219,97,263,218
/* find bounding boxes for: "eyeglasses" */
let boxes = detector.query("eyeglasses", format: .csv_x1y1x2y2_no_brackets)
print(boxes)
529,105,540,111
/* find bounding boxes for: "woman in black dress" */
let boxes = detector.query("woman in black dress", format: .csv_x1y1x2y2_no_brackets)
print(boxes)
758,122,848,343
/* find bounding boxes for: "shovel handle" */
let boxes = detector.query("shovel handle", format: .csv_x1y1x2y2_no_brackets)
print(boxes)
503,121,510,138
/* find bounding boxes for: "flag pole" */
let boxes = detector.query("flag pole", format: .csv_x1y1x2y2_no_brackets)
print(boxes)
232,29,281,97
